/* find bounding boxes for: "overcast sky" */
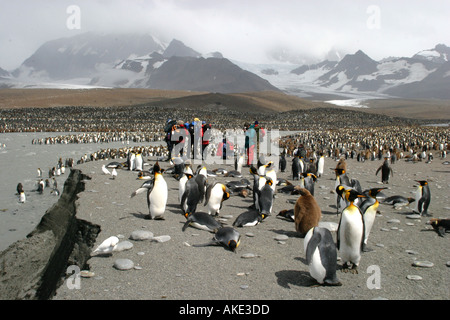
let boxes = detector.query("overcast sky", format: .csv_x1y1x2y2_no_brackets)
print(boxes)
1,0,449,70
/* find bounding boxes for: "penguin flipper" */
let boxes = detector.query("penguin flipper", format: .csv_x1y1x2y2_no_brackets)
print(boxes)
182,220,191,232
192,240,220,247
305,228,321,264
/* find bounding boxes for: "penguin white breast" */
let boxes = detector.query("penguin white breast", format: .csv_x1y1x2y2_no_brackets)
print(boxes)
150,176,168,216
309,248,326,284
339,207,363,262
242,220,259,227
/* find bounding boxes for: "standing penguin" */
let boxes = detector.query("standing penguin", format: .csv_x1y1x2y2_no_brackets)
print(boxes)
316,153,325,178
204,182,230,216
337,189,366,273
135,151,144,171
294,188,322,237
292,156,303,180
279,152,287,173
250,165,266,210
128,151,136,171
359,187,387,252
265,162,277,194
301,172,317,196
258,178,275,216
304,227,342,286
131,162,168,220
376,157,393,184
413,180,431,216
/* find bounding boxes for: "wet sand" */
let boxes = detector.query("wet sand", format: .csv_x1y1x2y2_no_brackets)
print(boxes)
54,155,449,300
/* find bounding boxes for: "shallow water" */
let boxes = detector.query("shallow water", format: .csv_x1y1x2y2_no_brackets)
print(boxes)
0,132,163,252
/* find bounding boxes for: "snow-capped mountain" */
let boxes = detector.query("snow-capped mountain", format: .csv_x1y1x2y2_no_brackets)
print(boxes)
5,33,279,93
240,44,450,99
13,33,165,80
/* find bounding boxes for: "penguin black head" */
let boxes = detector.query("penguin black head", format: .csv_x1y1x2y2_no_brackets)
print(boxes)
368,187,387,198
228,239,240,253
346,189,365,203
334,168,345,175
336,185,346,196
249,165,258,175
153,162,162,174
265,178,273,186
415,180,428,186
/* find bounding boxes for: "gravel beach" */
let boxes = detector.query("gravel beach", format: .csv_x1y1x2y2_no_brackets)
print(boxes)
53,155,449,301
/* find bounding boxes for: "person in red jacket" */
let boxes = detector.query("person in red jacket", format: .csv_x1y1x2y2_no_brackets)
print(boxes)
201,121,212,160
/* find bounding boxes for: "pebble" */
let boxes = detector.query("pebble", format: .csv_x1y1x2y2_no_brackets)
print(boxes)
375,243,384,248
241,253,257,259
245,233,255,237
113,259,135,271
405,222,415,226
134,266,143,270
240,285,249,290
152,235,171,243
380,228,390,232
387,219,400,224
412,260,434,268
183,242,191,247
137,252,145,256
274,235,289,241
114,241,134,252
129,230,154,241
390,227,399,230
446,261,450,267
406,275,422,281
405,250,419,255
80,270,95,278
222,215,233,219
406,214,421,220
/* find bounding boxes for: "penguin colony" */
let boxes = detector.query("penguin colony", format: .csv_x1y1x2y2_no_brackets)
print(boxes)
8,105,448,290
82,140,446,289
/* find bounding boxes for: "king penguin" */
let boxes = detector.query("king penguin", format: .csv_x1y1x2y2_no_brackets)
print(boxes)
258,178,275,216
304,227,342,286
359,187,387,252
316,153,325,178
337,189,366,273
233,210,268,227
135,150,144,171
264,162,277,194
180,174,202,215
292,156,302,180
131,162,168,220
250,165,266,210
413,180,431,216
376,157,393,184
301,172,317,196
294,188,322,237
204,182,230,216
128,151,136,171
193,226,241,252
182,212,222,232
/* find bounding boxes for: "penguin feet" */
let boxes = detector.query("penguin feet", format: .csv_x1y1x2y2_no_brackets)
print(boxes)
341,263,358,274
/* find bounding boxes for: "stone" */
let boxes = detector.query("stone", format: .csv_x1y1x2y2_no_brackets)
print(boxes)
274,235,289,241
129,230,154,241
241,253,257,259
446,261,450,267
387,219,400,224
152,235,171,243
113,259,135,271
405,250,419,255
406,214,421,220
114,241,133,252
412,260,434,268
80,270,95,278
407,275,422,281
245,233,255,237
